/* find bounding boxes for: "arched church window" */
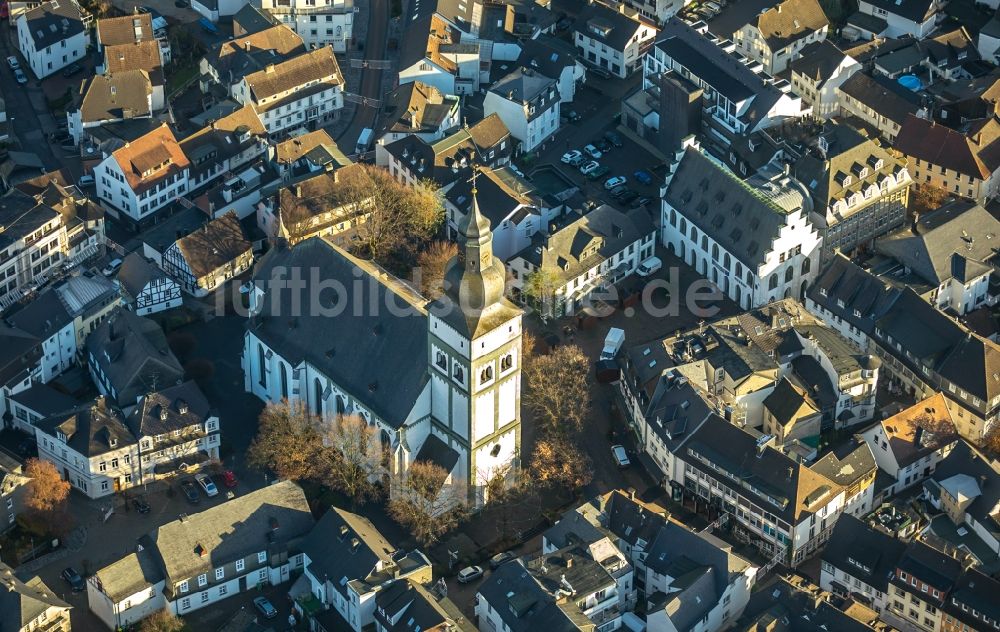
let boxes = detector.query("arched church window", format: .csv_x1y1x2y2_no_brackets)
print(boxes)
314,378,323,415
481,365,493,383
279,364,288,400
501,354,513,371
435,351,447,371
453,364,464,383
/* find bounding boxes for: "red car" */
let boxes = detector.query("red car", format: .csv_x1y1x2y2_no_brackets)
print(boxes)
222,470,238,488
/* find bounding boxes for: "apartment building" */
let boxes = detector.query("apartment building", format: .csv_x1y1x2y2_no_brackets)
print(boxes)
789,41,861,118
233,47,344,137
732,0,829,74
573,0,655,78
16,0,87,79
0,562,72,632
160,211,252,297
836,72,924,142
93,123,190,229
483,67,560,153
259,0,354,50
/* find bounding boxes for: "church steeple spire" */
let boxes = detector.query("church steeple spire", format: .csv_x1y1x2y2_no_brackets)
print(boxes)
439,165,511,335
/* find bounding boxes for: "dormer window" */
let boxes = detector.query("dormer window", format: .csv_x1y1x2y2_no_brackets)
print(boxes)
109,438,118,448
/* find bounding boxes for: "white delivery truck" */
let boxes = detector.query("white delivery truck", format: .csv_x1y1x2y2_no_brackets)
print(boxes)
355,127,374,154
601,328,625,360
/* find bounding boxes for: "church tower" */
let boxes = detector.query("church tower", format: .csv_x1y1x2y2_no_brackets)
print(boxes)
426,168,524,507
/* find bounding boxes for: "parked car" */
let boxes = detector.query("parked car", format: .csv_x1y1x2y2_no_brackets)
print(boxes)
631,196,654,208
636,256,662,277
565,110,582,123
14,69,26,84
560,149,582,164
101,258,123,276
253,597,278,619
609,185,630,198
579,160,600,175
633,170,653,185
77,175,94,188
619,190,639,205
489,552,516,569
132,496,151,514
61,567,85,592
586,64,613,79
180,480,200,504
457,566,484,584
61,63,82,78
611,444,630,468
604,130,623,147
196,473,219,497
174,0,189,6
587,165,610,180
556,16,573,30
604,175,627,190
6,55,18,70
222,470,238,488
596,139,612,153
584,144,602,159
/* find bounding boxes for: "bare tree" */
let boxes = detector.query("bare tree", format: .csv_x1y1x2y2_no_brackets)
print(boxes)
388,461,467,546
416,241,458,299
914,413,958,449
20,459,72,536
340,165,443,264
984,424,1000,456
522,344,591,436
139,611,185,632
247,401,329,482
909,184,949,216
530,436,593,491
322,414,386,506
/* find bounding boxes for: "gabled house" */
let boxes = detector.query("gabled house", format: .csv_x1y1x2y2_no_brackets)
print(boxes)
373,578,475,632
0,562,72,632
397,14,483,96
379,115,512,191
299,507,432,632
516,35,585,104
0,452,30,532
102,40,166,111
860,393,957,497
573,0,655,79
886,540,963,631
15,0,87,79
34,396,139,498
260,164,369,246
270,129,350,182
67,71,154,145
179,104,269,193
894,115,1000,204
507,204,656,317
857,0,941,38
233,47,344,137
93,124,191,229
820,514,907,614
116,252,182,316
96,12,170,65
661,141,822,309
874,200,999,315
789,41,861,118
5,271,119,382
374,81,460,147
0,326,43,421
733,0,830,75
483,67,560,154
475,560,594,631
126,381,221,481
160,211,252,297
738,574,884,630
199,24,305,94
91,481,314,620
85,309,184,408
836,72,925,141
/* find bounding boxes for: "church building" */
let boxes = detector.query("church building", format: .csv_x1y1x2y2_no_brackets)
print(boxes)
241,181,523,506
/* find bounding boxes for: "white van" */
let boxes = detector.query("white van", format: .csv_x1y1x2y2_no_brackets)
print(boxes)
636,256,662,277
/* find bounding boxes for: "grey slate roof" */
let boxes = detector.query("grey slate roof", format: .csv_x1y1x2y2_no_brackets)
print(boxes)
892,540,962,600
413,433,460,474
475,561,591,632
374,578,473,632
126,380,211,439
525,545,616,604
10,382,78,417
0,564,70,632
489,67,557,117
7,272,118,341
20,0,84,51
0,325,41,389
86,309,185,405
446,166,536,230
838,72,922,126
929,441,1000,545
517,35,578,82
875,200,1000,285
738,576,875,631
862,0,936,23
249,238,429,427
117,252,168,300
945,568,1000,630
573,0,644,50
93,547,164,601
300,507,395,598
664,146,804,268
149,480,312,583
821,514,906,592
763,377,817,425
36,397,137,458
233,4,280,35
789,40,851,87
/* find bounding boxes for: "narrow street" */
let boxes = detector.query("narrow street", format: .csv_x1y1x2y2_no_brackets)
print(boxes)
336,0,389,150
0,21,61,172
